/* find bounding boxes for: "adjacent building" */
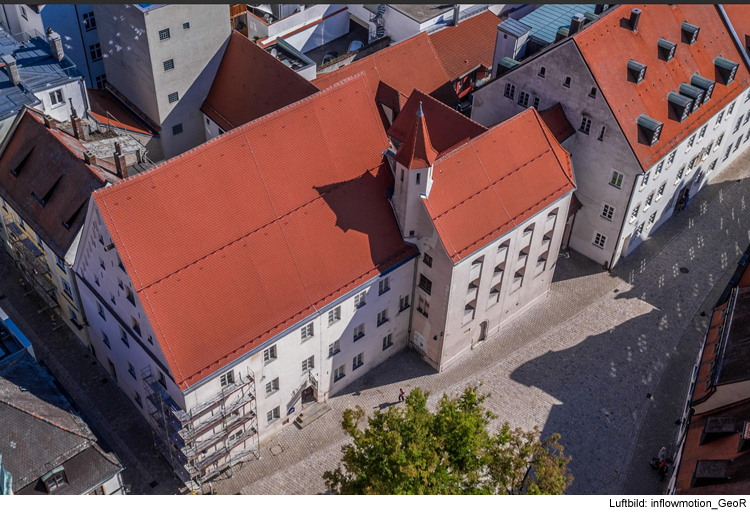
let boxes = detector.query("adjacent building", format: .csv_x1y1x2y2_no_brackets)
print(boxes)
0,23,88,143
472,4,750,268
0,4,44,41
0,331,125,495
669,252,750,494
93,4,232,160
0,106,148,347
201,31,319,140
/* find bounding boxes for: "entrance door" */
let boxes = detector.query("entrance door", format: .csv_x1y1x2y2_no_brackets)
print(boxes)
301,386,316,405
478,321,489,342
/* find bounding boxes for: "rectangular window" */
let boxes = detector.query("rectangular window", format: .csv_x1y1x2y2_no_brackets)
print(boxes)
352,353,364,370
55,253,66,272
579,117,592,134
640,170,650,189
728,102,736,116
418,274,432,295
716,133,724,150
61,279,73,298
593,232,606,249
667,150,677,166
20,6,27,20
134,392,142,407
220,370,234,388
83,11,96,30
163,59,174,71
634,222,644,238
378,277,390,295
128,361,136,379
95,74,107,90
265,378,279,397
158,371,166,388
423,253,433,267
716,111,725,128
353,323,365,342
734,135,742,152
734,119,742,134
354,290,366,308
589,87,597,98
159,28,170,41
168,92,179,104
183,22,190,30
417,295,429,318
538,67,546,78
656,182,666,200
708,158,717,173
563,76,571,88
686,134,695,151
172,123,183,135
703,142,713,160
416,172,421,185
300,323,314,342
46,472,66,492
533,97,540,110
382,334,393,350
117,254,125,272
102,331,110,348
600,203,614,221
301,356,314,374
126,286,135,306
328,306,341,325
328,339,341,356
263,345,277,364
644,192,654,209
597,126,606,141
675,165,685,183
334,364,345,382
97,301,105,319
648,211,657,227
518,91,530,107
266,406,280,425
655,161,664,177
504,83,516,99
399,295,410,311
377,309,389,326
49,89,64,106
630,204,640,223
89,43,102,62
723,145,732,161
119,326,129,347
132,317,141,336
609,170,624,189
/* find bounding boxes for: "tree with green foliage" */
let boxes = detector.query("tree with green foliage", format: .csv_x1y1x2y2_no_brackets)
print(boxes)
323,386,572,495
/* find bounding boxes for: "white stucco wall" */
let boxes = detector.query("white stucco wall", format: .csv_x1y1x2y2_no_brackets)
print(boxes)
36,80,88,123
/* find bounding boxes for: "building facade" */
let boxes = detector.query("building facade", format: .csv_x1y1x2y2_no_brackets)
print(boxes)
472,4,750,268
93,4,231,160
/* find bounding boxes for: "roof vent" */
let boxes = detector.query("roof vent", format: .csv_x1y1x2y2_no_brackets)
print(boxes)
681,22,699,45
714,56,739,86
637,114,663,146
667,91,693,122
569,14,585,36
627,59,647,84
84,151,98,167
691,460,733,488
554,27,569,43
629,8,641,32
679,83,704,112
657,38,677,62
691,73,716,102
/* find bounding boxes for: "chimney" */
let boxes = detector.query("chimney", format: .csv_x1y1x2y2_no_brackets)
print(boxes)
594,4,604,15
71,111,84,141
629,8,641,32
2,55,19,86
114,142,128,178
452,4,460,26
47,28,64,62
569,14,585,36
84,151,98,167
43,115,57,130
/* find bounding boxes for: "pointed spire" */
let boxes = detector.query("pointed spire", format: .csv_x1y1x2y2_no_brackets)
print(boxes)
394,102,438,169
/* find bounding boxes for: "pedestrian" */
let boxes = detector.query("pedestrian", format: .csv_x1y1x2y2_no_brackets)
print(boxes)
682,189,691,210
658,446,667,463
398,388,405,402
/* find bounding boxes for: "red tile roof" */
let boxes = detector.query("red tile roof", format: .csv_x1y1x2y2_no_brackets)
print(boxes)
201,32,319,131
394,102,438,169
312,31,459,108
0,108,111,257
539,103,576,143
428,10,500,81
424,108,576,262
94,75,416,390
388,89,486,155
723,4,750,49
574,4,750,170
88,89,154,136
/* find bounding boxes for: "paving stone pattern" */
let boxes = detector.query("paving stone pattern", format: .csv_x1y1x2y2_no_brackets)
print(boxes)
1,150,748,495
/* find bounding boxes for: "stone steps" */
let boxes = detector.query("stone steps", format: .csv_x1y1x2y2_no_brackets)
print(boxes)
294,402,332,429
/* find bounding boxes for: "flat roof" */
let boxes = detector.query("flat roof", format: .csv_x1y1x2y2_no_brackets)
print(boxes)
390,4,455,24
518,4,596,44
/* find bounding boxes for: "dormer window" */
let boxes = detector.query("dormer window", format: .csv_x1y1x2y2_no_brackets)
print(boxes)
714,56,738,86
42,467,67,493
667,92,693,122
657,38,677,62
681,22,699,45
679,83,704,112
627,60,647,84
691,73,715,103
637,115,663,146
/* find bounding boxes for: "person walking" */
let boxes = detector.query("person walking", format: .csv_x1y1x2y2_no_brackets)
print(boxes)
398,388,406,402
682,188,691,210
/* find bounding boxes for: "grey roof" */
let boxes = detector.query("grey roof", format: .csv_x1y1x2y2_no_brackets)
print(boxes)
0,25,83,121
0,352,122,493
517,4,597,45
389,4,455,23
498,18,532,38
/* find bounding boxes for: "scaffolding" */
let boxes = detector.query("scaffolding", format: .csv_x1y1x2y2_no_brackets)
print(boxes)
141,366,259,488
5,218,59,312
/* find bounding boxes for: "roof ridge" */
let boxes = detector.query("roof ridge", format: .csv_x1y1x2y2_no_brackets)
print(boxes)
470,140,516,230
0,397,93,441
413,88,488,130
532,107,576,187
